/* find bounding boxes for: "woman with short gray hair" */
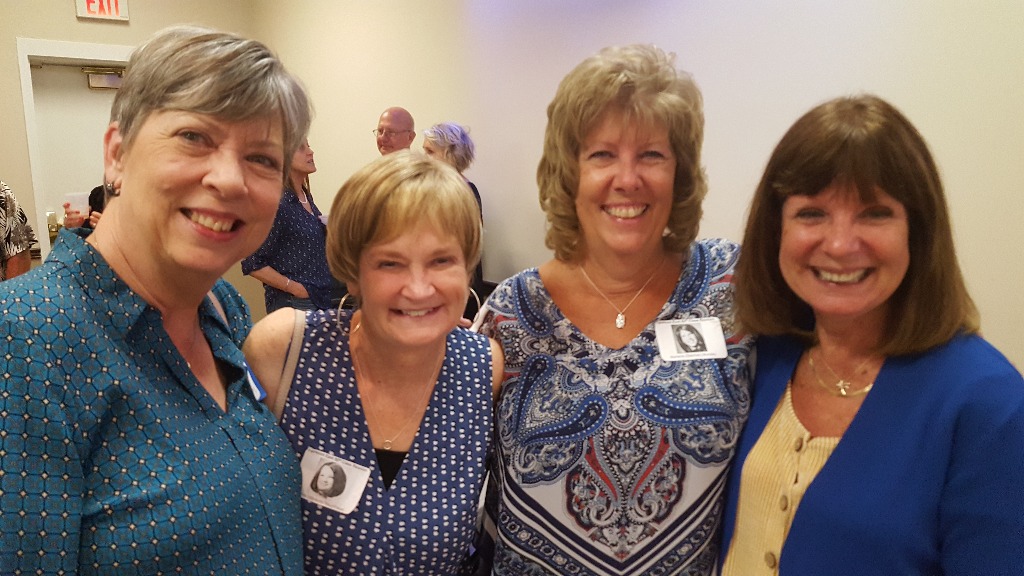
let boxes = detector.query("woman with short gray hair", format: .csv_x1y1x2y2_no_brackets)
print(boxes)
0,25,311,574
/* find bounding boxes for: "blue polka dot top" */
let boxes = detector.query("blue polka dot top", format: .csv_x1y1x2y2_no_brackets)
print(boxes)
279,309,493,575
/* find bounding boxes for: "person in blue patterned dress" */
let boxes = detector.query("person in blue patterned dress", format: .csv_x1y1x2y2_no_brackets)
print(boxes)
0,26,311,575
243,138,345,313
472,44,754,575
244,150,504,575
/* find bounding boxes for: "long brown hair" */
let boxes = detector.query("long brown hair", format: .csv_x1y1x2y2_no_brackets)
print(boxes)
734,94,978,355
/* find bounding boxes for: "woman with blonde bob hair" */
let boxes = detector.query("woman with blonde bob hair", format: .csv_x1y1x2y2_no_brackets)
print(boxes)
326,150,482,286
473,44,753,575
721,94,1024,575
245,150,503,574
0,25,311,574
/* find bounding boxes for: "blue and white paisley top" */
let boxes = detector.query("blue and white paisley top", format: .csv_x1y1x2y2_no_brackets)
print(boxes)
278,309,493,575
476,238,754,575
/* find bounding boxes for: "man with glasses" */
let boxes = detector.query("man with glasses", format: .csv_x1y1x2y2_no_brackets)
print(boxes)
374,106,416,155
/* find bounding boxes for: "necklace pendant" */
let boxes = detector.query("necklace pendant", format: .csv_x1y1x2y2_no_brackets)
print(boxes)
615,313,626,329
836,379,851,396
382,439,393,450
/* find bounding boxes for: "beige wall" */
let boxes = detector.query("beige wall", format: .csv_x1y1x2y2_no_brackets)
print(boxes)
256,0,1024,366
3,1,1021,365
1,0,257,216
0,0,265,314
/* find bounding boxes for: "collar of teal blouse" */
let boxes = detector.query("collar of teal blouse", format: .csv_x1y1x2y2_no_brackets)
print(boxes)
50,228,258,404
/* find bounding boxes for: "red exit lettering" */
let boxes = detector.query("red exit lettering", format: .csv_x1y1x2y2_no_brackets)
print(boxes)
86,0,121,17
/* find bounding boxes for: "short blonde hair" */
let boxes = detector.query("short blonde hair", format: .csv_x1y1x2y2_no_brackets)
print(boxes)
326,151,482,287
538,44,706,262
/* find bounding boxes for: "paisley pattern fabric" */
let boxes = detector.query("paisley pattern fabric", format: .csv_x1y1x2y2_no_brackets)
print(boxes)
477,238,753,575
278,309,493,575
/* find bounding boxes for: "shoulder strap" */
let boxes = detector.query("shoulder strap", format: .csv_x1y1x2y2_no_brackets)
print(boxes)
269,308,305,419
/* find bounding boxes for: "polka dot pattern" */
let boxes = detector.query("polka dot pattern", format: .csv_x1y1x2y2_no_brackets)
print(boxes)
0,229,304,575
279,309,492,575
241,187,336,310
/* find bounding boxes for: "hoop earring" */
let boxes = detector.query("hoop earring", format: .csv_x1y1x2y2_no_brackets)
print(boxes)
468,287,481,314
336,293,358,334
338,293,355,312
465,286,484,325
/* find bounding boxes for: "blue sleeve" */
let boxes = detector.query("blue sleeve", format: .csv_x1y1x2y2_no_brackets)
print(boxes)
940,364,1024,574
471,275,514,337
0,317,84,574
241,207,284,275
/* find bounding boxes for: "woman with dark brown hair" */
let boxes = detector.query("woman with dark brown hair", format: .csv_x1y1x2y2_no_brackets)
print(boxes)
721,94,1024,575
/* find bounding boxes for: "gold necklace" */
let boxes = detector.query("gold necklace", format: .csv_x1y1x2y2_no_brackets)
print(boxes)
578,258,663,329
807,349,874,398
351,335,445,450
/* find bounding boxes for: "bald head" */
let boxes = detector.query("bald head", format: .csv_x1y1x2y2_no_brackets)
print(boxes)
375,106,416,155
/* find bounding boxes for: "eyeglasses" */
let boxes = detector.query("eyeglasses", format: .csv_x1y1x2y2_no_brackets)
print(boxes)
373,129,413,138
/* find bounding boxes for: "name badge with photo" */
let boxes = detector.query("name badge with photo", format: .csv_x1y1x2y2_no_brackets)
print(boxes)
655,317,728,361
299,447,371,515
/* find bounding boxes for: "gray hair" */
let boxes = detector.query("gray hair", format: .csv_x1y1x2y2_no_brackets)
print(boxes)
111,25,312,176
423,122,475,173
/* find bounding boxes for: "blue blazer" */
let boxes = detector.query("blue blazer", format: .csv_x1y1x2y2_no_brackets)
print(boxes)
721,334,1024,575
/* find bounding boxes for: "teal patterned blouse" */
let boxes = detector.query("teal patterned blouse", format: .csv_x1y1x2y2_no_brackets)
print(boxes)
0,228,303,575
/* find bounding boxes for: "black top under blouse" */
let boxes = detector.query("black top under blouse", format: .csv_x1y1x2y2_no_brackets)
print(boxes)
374,449,407,489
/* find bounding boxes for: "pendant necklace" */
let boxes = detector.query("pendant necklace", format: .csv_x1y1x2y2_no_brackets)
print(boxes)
579,258,663,329
807,349,875,398
351,337,445,450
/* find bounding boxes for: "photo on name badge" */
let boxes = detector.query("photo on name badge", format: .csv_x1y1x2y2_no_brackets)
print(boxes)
299,447,371,515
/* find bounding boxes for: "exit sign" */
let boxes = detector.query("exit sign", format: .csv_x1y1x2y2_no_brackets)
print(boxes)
76,0,129,21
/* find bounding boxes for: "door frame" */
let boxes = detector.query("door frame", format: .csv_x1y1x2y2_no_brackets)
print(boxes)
16,37,132,260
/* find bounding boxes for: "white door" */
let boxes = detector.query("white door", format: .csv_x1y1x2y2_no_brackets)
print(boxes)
31,63,117,243
16,38,131,260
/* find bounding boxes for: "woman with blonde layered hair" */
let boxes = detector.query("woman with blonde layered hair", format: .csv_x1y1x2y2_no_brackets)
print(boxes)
538,43,707,262
473,44,753,575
